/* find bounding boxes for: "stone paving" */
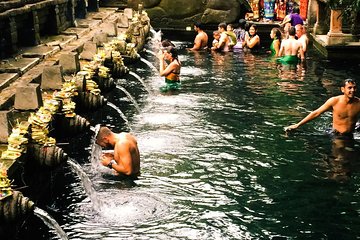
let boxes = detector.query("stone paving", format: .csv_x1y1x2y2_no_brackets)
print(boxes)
0,7,127,111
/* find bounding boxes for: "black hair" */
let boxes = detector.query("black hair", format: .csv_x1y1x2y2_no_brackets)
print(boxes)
165,46,179,60
272,28,282,41
293,6,300,14
194,22,203,29
289,26,296,36
218,22,227,30
161,39,175,48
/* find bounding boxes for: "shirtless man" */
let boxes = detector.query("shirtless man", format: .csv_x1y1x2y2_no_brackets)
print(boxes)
295,24,309,54
189,22,208,51
96,126,140,177
211,22,230,52
284,79,360,137
278,26,304,64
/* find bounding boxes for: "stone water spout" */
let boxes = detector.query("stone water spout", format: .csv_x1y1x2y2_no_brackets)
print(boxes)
0,190,35,223
74,92,108,112
27,144,68,167
52,114,91,138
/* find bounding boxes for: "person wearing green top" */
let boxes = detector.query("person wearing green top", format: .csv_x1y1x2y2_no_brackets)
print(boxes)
269,28,282,56
226,24,237,49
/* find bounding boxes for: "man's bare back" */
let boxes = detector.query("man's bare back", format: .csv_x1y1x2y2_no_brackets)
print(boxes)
114,133,140,175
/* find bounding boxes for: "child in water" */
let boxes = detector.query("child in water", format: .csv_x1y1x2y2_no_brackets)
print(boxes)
226,24,237,49
212,31,221,49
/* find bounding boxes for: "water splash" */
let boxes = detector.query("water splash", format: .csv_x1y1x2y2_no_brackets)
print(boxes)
116,85,141,113
89,124,103,170
144,49,158,57
107,102,132,132
68,159,105,212
140,57,158,72
128,71,151,93
33,207,68,240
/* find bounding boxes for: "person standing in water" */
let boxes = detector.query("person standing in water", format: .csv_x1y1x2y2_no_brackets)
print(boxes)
159,46,181,92
189,22,208,51
269,28,282,56
243,24,261,52
211,22,231,52
96,126,140,178
284,79,360,138
278,26,304,64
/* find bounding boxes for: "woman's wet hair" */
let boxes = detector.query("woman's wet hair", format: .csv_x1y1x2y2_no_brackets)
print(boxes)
272,28,282,40
161,39,175,48
165,46,178,59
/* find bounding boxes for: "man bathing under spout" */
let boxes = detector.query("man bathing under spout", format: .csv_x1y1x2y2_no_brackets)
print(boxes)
284,79,360,138
96,126,140,178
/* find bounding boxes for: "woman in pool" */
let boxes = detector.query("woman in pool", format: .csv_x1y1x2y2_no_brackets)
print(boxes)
269,28,282,56
159,46,181,92
244,24,261,52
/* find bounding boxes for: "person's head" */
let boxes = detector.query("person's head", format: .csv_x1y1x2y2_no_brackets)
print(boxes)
238,19,246,29
194,22,204,31
249,24,258,36
96,126,114,148
161,39,175,48
292,6,300,14
227,24,234,32
288,26,296,37
213,31,220,40
218,22,227,32
341,79,357,99
295,24,304,38
163,46,178,61
270,28,282,40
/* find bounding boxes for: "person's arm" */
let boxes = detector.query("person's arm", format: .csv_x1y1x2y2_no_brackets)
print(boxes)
189,35,202,51
216,33,227,49
278,41,285,57
301,38,307,53
111,143,133,175
274,40,281,57
298,43,305,61
246,35,260,49
284,97,336,132
159,60,176,77
280,15,291,27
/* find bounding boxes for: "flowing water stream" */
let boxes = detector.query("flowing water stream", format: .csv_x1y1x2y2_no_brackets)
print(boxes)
17,40,360,239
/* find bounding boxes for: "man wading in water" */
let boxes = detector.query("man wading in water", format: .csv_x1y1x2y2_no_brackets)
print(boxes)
96,126,140,178
284,79,360,138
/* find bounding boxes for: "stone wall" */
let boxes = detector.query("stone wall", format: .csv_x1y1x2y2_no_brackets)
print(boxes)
126,0,249,29
0,0,81,58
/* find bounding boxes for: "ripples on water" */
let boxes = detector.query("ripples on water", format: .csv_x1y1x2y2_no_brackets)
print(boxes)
21,40,360,239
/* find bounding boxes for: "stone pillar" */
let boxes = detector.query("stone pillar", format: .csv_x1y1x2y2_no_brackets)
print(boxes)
14,84,43,110
327,9,342,36
118,13,129,28
88,0,99,12
59,52,80,74
9,17,18,53
69,0,77,26
313,0,328,35
32,10,41,45
54,5,61,35
0,111,11,143
41,65,64,90
80,41,97,60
